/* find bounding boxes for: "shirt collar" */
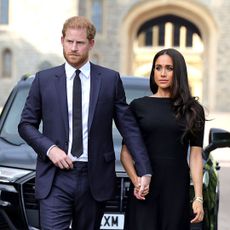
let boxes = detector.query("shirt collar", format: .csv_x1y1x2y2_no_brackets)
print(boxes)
65,61,91,80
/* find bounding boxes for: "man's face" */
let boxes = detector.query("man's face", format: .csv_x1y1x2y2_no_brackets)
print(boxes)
61,28,94,69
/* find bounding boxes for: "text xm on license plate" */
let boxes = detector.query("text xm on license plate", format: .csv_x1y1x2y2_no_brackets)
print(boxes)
100,213,125,229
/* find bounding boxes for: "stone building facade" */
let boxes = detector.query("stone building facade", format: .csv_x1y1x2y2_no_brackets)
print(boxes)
0,0,230,113
0,0,78,106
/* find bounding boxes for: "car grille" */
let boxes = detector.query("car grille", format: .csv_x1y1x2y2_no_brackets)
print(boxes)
22,177,38,210
105,176,130,213
0,212,10,230
22,176,130,213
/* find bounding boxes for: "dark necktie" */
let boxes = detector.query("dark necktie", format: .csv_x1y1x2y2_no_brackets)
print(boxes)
71,69,83,158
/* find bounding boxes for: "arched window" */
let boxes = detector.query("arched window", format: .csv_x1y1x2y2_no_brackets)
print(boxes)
134,15,204,99
91,0,103,33
2,48,12,78
137,14,202,48
0,0,9,24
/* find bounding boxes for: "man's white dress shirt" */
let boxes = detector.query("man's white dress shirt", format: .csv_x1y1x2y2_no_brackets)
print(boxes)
65,61,91,162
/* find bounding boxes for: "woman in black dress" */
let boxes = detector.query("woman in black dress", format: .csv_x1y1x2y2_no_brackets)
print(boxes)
121,48,205,230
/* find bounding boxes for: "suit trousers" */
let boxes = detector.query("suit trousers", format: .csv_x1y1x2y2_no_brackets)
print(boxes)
39,162,105,230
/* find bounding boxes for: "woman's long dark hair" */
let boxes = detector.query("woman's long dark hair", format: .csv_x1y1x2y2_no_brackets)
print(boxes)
149,48,205,139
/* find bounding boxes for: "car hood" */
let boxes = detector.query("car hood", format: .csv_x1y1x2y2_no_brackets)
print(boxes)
0,138,37,170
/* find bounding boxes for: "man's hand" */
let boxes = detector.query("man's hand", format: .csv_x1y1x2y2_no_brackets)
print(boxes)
48,146,73,169
133,175,151,200
139,175,151,197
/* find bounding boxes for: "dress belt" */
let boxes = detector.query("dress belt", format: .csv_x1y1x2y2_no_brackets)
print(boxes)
72,161,88,168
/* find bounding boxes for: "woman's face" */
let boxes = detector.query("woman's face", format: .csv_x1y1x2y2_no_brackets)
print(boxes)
154,54,174,92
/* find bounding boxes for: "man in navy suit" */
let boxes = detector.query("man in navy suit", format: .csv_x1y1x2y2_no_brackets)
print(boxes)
18,16,152,230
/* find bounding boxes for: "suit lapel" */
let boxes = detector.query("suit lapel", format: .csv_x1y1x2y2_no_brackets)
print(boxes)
88,63,101,131
54,65,69,137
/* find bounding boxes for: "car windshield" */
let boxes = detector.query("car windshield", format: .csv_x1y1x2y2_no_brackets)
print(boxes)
113,82,150,158
0,77,149,147
125,86,149,103
0,87,29,145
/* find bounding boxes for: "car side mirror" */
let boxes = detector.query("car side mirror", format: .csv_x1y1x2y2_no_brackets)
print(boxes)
203,128,230,160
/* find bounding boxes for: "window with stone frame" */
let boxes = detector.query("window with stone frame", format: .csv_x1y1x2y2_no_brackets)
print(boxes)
91,0,103,33
0,0,9,25
1,48,12,78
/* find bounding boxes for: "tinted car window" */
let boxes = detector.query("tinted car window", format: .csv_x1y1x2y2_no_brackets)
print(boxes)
113,79,150,164
125,87,150,103
0,88,29,145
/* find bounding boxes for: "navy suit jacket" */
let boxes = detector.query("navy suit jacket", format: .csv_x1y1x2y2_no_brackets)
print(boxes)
18,63,152,201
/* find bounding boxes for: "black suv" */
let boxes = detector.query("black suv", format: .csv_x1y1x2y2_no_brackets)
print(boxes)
0,75,230,230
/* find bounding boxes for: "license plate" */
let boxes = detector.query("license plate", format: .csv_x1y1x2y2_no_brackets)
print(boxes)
100,213,125,229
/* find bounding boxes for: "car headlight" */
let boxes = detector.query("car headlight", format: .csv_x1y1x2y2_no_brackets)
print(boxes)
203,170,209,188
0,166,32,183
0,167,32,207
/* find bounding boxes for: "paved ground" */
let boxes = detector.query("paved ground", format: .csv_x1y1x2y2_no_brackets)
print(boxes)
218,166,230,230
204,112,230,230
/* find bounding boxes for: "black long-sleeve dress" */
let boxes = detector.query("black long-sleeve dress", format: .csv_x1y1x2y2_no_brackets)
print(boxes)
124,96,204,230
